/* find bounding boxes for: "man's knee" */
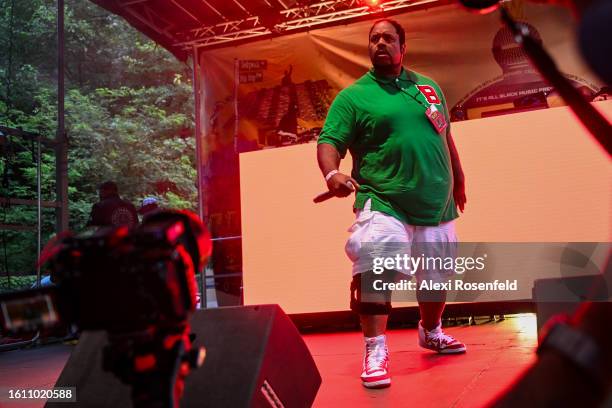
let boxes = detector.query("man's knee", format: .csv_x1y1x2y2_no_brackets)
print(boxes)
416,287,447,303
352,300,392,315
350,272,392,315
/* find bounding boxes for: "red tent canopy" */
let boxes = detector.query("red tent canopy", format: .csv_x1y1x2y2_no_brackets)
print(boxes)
90,0,447,60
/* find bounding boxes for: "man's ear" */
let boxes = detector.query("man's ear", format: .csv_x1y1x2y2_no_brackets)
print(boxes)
401,44,407,55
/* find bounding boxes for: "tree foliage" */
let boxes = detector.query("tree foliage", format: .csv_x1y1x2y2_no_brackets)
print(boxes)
0,0,196,287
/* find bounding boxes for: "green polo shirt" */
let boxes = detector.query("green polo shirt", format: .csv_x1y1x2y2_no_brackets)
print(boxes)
318,68,458,226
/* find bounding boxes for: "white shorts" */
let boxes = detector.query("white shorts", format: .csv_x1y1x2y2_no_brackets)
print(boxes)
345,199,457,281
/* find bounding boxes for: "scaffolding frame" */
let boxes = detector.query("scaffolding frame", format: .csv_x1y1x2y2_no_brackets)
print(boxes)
0,126,61,287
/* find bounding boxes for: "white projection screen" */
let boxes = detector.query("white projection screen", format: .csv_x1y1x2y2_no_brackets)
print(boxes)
240,102,612,314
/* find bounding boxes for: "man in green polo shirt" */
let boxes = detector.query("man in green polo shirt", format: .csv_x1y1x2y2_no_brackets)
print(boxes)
317,18,467,389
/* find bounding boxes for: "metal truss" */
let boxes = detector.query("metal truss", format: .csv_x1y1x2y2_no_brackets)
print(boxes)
174,0,441,50
111,0,442,52
117,0,178,39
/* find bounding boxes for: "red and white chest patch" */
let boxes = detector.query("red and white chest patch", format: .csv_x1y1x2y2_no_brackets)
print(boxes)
416,85,441,105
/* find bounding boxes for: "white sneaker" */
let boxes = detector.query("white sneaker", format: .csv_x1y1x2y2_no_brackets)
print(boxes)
418,321,466,354
361,336,391,388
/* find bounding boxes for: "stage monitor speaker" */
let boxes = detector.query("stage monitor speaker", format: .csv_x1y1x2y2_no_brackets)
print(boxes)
532,274,610,337
47,304,321,408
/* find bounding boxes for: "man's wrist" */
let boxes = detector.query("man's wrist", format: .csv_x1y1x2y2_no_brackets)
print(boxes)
325,169,339,182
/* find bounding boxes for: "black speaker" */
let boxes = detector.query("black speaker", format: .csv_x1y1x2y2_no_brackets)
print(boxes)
533,274,610,337
47,305,321,407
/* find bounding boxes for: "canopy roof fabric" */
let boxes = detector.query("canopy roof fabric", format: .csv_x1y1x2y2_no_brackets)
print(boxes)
90,0,447,60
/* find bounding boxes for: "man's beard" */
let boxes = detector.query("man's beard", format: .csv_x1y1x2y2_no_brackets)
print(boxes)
372,51,396,68
372,56,399,73
373,60,393,68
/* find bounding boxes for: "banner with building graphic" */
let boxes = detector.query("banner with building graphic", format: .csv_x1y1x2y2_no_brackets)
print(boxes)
199,2,604,156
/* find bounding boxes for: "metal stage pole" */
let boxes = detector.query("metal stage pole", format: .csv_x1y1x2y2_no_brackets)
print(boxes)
192,45,207,309
56,0,69,233
36,135,41,287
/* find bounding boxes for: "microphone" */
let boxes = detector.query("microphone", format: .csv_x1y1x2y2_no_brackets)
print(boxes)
313,191,334,203
312,182,355,203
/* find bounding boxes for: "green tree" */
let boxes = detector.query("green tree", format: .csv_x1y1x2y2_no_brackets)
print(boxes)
0,0,197,288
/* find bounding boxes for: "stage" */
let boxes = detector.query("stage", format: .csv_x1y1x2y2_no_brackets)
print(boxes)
0,314,537,407
309,314,537,407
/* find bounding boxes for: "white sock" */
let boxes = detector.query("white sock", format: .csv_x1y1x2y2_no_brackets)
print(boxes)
365,334,386,347
420,320,442,333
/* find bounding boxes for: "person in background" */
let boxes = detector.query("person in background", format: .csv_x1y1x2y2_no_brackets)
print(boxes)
87,181,138,229
138,196,160,222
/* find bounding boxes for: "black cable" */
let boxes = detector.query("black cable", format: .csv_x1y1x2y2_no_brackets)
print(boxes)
500,9,612,155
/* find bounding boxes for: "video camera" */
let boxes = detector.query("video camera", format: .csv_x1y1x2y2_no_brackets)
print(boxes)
0,210,212,408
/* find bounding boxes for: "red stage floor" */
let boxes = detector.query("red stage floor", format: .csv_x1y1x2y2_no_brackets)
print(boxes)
306,314,538,407
0,314,537,407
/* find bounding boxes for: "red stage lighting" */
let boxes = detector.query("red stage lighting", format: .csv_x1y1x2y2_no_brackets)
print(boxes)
362,0,382,10
458,0,503,14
